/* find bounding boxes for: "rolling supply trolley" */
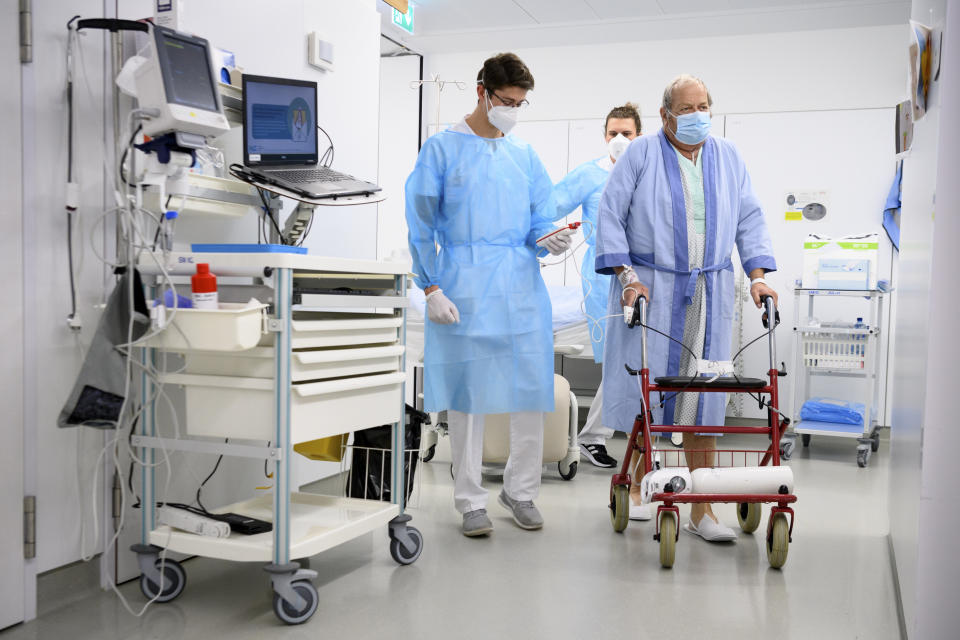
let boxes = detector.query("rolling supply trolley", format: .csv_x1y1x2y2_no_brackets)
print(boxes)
131,250,423,625
609,295,798,569
790,287,887,467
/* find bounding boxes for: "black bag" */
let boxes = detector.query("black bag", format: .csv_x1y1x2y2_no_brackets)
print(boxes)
346,405,427,502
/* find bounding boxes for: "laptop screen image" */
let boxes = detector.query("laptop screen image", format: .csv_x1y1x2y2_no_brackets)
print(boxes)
243,75,318,166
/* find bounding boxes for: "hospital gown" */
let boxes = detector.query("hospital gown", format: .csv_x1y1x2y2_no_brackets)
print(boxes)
595,129,776,431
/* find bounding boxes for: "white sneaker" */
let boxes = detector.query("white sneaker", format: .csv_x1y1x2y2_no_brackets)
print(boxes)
629,501,652,521
670,431,683,447
684,514,736,542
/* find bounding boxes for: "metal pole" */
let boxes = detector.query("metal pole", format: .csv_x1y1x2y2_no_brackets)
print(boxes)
272,268,293,565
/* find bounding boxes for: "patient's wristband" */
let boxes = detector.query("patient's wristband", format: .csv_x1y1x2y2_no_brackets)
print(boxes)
750,277,767,287
617,265,639,288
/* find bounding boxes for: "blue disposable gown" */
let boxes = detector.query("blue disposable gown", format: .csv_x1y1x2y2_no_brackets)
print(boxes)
595,130,776,431
405,128,557,415
553,158,613,363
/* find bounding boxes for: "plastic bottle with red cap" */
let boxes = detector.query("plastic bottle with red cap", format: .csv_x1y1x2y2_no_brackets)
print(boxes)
191,263,219,310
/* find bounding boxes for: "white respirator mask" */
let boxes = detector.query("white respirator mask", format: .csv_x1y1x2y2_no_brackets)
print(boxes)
608,134,631,161
485,93,520,135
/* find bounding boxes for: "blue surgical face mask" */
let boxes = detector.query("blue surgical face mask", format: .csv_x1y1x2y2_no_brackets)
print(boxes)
670,110,712,145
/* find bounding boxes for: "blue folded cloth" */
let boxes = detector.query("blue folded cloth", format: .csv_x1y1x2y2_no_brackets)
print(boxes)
800,398,866,425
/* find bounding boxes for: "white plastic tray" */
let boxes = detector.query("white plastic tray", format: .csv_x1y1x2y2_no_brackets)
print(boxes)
150,303,268,352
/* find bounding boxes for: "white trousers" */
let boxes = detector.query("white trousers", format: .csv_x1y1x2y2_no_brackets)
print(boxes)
447,410,544,514
577,382,615,446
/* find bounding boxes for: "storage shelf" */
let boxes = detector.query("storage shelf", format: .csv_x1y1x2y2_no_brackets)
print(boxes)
148,492,399,562
793,420,868,438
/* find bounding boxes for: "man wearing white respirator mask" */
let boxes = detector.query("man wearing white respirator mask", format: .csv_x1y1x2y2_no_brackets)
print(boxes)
406,53,569,537
552,103,642,470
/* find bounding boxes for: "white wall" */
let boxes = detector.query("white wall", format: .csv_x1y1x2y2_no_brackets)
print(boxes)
378,54,421,261
420,25,906,129
22,0,382,579
888,1,958,636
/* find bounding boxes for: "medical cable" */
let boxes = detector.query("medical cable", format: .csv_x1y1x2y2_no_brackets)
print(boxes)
317,124,335,167
537,219,593,267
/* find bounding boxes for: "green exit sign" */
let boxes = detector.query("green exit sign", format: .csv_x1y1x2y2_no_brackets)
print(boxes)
392,6,414,34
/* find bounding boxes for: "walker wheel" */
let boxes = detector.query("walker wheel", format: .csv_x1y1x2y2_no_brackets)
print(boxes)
737,502,762,534
659,511,677,568
610,485,629,533
767,513,790,569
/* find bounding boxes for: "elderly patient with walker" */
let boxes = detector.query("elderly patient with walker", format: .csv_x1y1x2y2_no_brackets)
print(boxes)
595,74,798,568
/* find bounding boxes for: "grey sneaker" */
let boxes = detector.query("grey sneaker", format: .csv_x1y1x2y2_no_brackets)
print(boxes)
462,509,493,537
497,490,543,530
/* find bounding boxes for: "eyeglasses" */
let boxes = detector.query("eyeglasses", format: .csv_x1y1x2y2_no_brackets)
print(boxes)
488,90,529,109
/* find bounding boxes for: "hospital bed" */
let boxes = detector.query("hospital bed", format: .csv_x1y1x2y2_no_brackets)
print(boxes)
407,285,587,479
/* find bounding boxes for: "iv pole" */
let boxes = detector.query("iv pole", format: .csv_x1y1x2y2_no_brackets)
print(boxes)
410,74,466,136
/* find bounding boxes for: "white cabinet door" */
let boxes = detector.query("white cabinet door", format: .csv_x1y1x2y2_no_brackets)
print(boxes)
0,0,25,629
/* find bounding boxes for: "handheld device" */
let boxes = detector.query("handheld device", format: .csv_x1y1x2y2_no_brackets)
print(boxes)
536,222,581,247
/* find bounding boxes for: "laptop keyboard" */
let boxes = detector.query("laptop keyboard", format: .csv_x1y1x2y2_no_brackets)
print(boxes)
270,167,353,183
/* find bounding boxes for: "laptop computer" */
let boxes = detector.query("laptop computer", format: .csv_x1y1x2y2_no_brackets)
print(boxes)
241,74,380,198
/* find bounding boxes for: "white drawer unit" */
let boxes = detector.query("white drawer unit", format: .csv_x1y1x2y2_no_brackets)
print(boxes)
183,345,405,382
165,371,406,442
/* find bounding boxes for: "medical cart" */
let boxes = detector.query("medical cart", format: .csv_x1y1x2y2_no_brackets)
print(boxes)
132,250,421,625
610,296,797,569
791,288,887,467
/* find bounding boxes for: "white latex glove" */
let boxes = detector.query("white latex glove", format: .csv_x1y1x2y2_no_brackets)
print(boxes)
425,288,460,324
541,227,575,255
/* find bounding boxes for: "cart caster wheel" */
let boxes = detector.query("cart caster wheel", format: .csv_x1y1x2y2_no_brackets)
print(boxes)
610,485,629,533
857,449,870,468
139,558,186,603
389,526,423,565
801,434,811,447
737,502,762,534
558,460,578,481
273,580,318,625
767,513,790,569
871,433,880,453
780,439,795,461
421,444,436,463
659,511,677,568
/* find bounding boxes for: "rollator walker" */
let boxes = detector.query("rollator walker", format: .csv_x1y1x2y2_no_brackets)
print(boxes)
609,295,797,569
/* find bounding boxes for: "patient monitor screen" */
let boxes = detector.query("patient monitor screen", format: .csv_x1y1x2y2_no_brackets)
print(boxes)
158,31,218,112
244,79,318,163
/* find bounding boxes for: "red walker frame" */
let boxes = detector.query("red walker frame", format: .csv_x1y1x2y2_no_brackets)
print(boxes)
610,296,797,568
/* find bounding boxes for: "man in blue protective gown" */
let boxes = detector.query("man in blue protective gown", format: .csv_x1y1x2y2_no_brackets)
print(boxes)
405,53,573,537
596,75,779,541
552,103,642,469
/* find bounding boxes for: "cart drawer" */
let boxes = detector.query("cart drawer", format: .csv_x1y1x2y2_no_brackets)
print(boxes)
183,345,404,382
176,372,405,442
290,316,403,349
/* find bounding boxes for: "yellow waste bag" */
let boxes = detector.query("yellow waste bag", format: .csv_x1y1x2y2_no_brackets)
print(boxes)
294,433,348,462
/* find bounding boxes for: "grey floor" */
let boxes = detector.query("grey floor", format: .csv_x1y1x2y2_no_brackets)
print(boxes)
5,428,899,640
